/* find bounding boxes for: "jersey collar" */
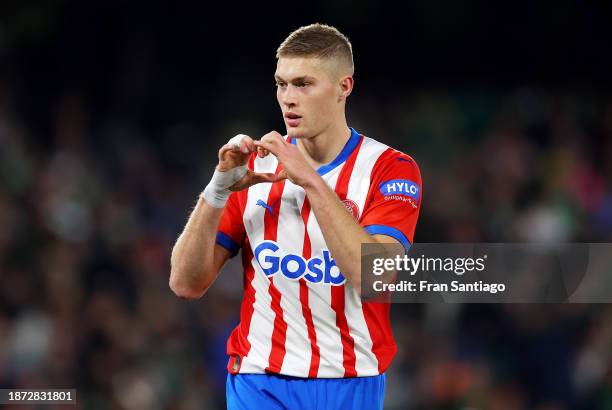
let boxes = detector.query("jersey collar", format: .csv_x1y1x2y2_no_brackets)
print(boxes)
290,127,361,176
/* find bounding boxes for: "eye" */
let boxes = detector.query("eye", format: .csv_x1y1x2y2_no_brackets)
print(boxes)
297,82,310,88
275,81,287,88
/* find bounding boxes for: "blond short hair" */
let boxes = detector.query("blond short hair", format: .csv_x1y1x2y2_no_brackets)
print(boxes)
276,23,354,75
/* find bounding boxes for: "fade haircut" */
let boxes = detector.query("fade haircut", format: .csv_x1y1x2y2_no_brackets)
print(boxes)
276,23,354,76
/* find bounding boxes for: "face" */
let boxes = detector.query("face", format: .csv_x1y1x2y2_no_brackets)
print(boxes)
275,57,346,139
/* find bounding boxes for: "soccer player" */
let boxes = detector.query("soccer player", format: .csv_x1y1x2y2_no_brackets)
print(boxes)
170,23,422,410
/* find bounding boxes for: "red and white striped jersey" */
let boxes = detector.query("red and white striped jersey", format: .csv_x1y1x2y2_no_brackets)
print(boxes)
216,128,422,378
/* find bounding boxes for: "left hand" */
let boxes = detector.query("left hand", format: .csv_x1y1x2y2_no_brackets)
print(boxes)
253,131,319,188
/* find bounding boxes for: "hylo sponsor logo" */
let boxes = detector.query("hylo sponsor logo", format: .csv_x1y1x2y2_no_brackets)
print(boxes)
379,179,420,200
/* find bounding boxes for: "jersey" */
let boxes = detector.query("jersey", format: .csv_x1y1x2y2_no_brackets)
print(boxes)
215,127,422,378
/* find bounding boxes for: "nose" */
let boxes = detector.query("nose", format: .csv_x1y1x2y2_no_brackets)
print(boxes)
278,84,298,108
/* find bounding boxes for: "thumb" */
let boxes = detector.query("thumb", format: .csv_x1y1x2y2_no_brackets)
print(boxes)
250,172,284,185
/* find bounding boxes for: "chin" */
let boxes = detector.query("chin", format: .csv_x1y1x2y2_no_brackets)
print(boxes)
286,126,306,139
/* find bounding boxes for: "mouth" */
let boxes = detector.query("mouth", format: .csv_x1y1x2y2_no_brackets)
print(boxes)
285,112,301,127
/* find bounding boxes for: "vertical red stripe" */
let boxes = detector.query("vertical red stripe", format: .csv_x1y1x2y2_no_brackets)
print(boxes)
334,135,363,198
264,163,288,374
331,135,363,377
227,153,258,374
331,286,356,376
226,241,255,374
362,302,397,373
298,198,320,377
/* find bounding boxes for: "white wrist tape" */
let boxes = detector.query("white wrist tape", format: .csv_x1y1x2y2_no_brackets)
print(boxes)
201,134,249,208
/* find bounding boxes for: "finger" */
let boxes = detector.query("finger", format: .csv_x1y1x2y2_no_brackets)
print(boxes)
240,135,256,154
218,143,235,159
250,172,284,184
261,132,287,150
261,131,284,143
238,139,249,154
253,139,280,156
227,134,250,151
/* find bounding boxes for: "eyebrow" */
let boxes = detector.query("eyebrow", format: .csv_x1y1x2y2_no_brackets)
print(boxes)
274,75,316,83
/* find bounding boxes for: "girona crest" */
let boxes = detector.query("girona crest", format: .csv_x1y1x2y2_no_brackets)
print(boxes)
342,199,359,220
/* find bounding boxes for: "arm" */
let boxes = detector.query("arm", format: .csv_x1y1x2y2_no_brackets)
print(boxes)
302,177,401,294
170,135,281,299
169,198,232,299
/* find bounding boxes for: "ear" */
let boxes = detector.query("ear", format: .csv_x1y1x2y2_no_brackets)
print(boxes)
338,75,354,102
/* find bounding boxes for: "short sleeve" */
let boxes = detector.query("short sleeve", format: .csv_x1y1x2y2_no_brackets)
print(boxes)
216,191,245,258
360,149,422,253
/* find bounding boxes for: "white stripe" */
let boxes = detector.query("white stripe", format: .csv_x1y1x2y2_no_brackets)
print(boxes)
275,182,312,376
239,154,278,374
344,136,389,375
349,137,389,222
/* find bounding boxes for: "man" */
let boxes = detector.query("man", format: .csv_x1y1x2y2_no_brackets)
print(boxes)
170,23,422,409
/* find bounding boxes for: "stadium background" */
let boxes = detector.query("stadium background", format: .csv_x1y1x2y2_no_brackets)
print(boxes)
1,1,611,409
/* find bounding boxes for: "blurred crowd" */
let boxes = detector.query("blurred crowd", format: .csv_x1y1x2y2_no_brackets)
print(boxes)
1,4,612,408
1,74,612,409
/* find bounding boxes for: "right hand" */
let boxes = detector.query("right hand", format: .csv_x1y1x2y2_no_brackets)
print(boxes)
217,134,284,191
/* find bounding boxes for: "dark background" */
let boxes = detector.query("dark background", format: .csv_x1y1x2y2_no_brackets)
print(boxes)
1,1,612,409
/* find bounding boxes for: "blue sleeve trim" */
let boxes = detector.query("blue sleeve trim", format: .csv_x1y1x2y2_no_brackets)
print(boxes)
364,224,411,254
216,232,240,257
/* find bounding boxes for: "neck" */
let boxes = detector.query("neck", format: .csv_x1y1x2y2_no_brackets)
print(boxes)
296,117,351,168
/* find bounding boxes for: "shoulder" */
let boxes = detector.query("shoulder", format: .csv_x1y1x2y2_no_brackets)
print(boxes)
358,134,421,182
357,133,423,211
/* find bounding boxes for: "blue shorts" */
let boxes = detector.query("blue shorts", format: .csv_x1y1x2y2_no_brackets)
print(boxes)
226,373,386,410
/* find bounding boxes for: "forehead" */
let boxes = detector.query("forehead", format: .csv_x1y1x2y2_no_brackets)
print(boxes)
275,57,333,80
